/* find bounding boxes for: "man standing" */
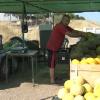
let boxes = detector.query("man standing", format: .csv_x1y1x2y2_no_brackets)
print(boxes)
47,14,91,84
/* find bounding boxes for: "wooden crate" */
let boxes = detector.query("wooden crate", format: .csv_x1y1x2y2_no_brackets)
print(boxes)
70,63,100,86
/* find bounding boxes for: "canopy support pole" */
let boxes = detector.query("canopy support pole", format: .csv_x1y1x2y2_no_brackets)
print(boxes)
52,13,54,28
21,2,27,50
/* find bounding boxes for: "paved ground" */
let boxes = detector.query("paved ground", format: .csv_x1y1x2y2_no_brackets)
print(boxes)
0,82,62,100
0,62,69,100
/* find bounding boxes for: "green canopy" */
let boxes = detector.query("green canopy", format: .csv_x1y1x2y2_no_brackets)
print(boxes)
0,0,100,13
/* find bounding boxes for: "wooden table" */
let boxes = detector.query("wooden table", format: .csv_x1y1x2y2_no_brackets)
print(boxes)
6,50,38,85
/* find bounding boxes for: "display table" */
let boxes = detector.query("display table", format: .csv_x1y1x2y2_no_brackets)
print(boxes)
5,50,38,85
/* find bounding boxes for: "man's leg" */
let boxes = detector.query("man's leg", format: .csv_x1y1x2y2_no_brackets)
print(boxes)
49,51,56,83
50,68,55,83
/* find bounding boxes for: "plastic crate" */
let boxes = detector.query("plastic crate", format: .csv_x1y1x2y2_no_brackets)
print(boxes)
57,48,70,64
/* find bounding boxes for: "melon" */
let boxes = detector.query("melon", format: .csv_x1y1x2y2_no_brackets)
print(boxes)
84,92,94,99
57,88,68,99
74,95,85,100
70,84,85,96
94,84,100,97
73,76,85,85
86,57,96,64
71,59,80,65
94,57,100,64
64,80,73,91
80,58,87,64
83,83,93,93
96,97,100,100
62,93,74,100
86,94,96,100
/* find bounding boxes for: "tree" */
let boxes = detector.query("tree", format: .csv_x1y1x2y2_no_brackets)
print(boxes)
68,13,85,20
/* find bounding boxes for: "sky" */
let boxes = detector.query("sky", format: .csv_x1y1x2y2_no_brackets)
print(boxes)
0,12,100,23
75,12,100,23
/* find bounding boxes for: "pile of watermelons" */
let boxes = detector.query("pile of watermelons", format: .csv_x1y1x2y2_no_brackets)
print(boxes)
3,36,39,51
70,33,100,60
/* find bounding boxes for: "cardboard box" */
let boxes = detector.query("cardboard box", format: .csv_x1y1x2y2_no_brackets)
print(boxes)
70,63,100,86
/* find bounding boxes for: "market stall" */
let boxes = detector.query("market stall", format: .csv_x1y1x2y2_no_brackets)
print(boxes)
0,1,100,99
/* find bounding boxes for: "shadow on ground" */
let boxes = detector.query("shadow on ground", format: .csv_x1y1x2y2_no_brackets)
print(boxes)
0,62,70,90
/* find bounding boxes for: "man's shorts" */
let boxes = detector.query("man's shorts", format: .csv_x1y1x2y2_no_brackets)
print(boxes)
47,49,57,68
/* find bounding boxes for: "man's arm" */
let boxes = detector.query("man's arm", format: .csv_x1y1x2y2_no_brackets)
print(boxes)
66,30,88,37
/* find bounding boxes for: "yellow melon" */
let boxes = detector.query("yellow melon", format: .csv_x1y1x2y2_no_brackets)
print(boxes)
86,57,96,64
96,97,100,100
71,59,80,65
64,80,73,91
86,94,96,100
94,84,100,97
74,95,85,100
94,58,100,64
84,92,94,99
62,93,74,100
57,88,68,99
73,76,85,85
70,84,85,96
80,58,87,64
83,83,93,93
